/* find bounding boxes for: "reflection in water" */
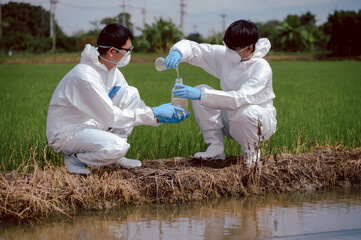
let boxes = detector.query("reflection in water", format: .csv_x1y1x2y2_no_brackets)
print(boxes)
1,189,361,240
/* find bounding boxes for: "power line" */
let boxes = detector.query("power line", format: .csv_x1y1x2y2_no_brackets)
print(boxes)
58,1,110,10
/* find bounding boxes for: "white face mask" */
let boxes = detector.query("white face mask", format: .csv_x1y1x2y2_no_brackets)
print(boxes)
98,45,133,68
116,52,131,67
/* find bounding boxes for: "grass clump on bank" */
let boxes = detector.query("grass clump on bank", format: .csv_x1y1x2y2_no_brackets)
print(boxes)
1,146,360,222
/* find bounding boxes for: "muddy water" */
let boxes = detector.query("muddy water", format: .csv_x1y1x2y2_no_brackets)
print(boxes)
1,189,361,240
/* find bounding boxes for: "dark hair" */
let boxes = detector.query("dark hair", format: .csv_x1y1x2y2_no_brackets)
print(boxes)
97,23,134,55
223,20,259,53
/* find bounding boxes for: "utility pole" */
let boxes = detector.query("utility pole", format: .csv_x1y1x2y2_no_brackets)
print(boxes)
121,0,126,26
0,0,2,39
141,8,146,27
221,14,227,33
50,0,58,51
180,0,186,33
41,10,45,37
192,24,198,33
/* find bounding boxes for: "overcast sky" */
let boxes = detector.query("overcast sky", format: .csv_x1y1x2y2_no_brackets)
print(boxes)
3,0,361,37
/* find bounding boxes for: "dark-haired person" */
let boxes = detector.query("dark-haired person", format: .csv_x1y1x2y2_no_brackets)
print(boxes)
46,23,188,174
164,19,276,165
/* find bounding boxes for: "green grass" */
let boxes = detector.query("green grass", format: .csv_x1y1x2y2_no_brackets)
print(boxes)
0,61,360,171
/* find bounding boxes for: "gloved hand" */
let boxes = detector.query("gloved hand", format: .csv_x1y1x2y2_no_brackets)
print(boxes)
165,50,181,69
172,84,201,100
152,102,186,119
159,112,190,123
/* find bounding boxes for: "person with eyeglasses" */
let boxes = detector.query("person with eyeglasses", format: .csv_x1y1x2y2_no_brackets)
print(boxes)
164,19,277,165
46,23,188,174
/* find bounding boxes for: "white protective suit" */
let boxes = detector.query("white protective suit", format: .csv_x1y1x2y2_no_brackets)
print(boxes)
46,44,160,166
170,38,277,156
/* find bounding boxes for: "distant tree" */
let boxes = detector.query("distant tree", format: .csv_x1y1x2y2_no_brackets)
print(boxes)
100,12,134,33
300,12,327,51
300,11,316,27
277,13,317,52
71,13,134,52
133,35,151,53
316,23,331,51
204,31,223,45
0,2,75,53
73,29,101,51
257,20,281,37
278,21,302,51
284,14,301,28
257,20,282,51
137,18,183,53
186,33,204,43
325,10,361,56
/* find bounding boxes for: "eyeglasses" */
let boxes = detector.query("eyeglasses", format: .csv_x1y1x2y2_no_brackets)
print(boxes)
98,45,134,55
234,46,248,54
116,46,134,53
223,41,253,54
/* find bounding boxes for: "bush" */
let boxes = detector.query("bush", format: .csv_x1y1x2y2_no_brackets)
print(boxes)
326,10,361,56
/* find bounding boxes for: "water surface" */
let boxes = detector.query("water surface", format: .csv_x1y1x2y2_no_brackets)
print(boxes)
1,189,360,240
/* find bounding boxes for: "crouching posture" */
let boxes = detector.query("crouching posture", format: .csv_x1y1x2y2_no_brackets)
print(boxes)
165,20,277,164
46,23,187,174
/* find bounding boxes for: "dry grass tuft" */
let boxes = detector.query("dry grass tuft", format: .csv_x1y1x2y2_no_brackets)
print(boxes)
1,146,360,223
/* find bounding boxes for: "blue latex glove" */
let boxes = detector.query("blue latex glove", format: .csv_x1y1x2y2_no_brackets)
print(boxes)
159,112,190,123
152,102,186,119
172,84,201,100
165,50,181,69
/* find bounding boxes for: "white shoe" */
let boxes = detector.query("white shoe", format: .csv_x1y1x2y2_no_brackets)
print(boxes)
195,129,225,160
114,157,142,169
244,150,261,166
194,145,225,160
64,155,91,175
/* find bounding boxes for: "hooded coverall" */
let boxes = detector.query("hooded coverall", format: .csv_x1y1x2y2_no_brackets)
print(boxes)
170,38,277,157
46,44,160,166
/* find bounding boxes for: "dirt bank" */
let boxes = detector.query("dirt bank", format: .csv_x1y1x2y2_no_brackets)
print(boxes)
1,146,360,223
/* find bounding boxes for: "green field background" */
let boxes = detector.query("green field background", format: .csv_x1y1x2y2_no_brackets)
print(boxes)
0,61,360,171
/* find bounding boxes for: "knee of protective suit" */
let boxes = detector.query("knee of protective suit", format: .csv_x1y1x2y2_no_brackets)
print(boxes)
103,138,131,163
237,106,260,123
245,106,275,141
72,134,131,167
230,105,273,146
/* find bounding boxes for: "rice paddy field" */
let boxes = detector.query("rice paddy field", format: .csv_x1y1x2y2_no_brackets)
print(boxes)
0,60,360,172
